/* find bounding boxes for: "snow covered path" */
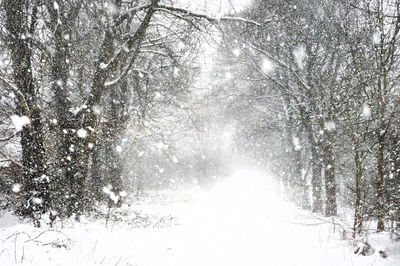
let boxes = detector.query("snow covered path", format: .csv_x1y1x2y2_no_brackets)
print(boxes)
0,169,397,265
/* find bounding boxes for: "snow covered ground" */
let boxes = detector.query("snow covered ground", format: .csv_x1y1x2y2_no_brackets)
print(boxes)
0,168,399,265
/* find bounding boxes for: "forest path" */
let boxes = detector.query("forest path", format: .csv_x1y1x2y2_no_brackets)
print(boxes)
106,169,375,266
0,169,393,265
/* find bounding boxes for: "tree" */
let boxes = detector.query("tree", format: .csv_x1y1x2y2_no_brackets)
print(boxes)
2,0,49,222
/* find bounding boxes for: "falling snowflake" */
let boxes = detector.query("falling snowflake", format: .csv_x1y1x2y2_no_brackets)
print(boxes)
232,48,241,57
372,31,380,45
293,45,306,69
12,183,22,193
32,197,43,205
324,121,336,131
77,128,88,138
361,104,371,119
293,137,301,151
225,72,233,79
103,185,112,195
261,57,274,73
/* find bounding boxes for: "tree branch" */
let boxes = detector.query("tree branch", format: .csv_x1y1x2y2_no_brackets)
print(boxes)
157,4,262,26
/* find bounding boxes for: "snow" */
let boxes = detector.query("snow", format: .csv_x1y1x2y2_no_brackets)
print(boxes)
32,197,43,205
106,2,119,15
293,45,306,69
0,169,399,265
92,105,101,115
373,31,381,45
232,48,241,57
109,192,119,204
102,185,112,194
156,142,168,150
76,128,88,138
324,121,336,131
215,12,223,22
261,57,274,73
11,183,21,193
362,103,371,119
99,62,108,69
293,136,301,151
173,67,180,76
10,115,30,132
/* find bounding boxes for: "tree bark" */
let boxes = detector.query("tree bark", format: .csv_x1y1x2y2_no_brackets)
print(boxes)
311,146,323,213
376,136,385,232
4,0,49,218
323,130,337,216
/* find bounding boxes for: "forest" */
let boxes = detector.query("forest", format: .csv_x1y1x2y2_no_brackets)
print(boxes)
0,0,400,265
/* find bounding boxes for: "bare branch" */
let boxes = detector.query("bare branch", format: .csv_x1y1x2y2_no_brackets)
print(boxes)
0,76,31,118
157,4,262,26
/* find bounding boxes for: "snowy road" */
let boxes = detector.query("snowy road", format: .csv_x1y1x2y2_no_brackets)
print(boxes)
0,169,396,265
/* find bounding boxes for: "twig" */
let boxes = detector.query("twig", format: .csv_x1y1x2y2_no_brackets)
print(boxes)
14,234,17,264
24,229,70,243
6,231,31,240
21,246,24,263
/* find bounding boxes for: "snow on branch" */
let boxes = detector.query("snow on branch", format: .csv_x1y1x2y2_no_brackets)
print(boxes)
156,4,262,27
104,55,135,88
105,65,151,88
0,76,31,118
140,49,168,57
98,2,160,73
0,149,29,171
114,3,152,27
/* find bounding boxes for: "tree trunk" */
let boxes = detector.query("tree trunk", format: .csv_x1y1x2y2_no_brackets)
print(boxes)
311,145,323,213
46,0,84,218
323,130,337,216
376,136,385,232
4,0,49,218
352,151,363,238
